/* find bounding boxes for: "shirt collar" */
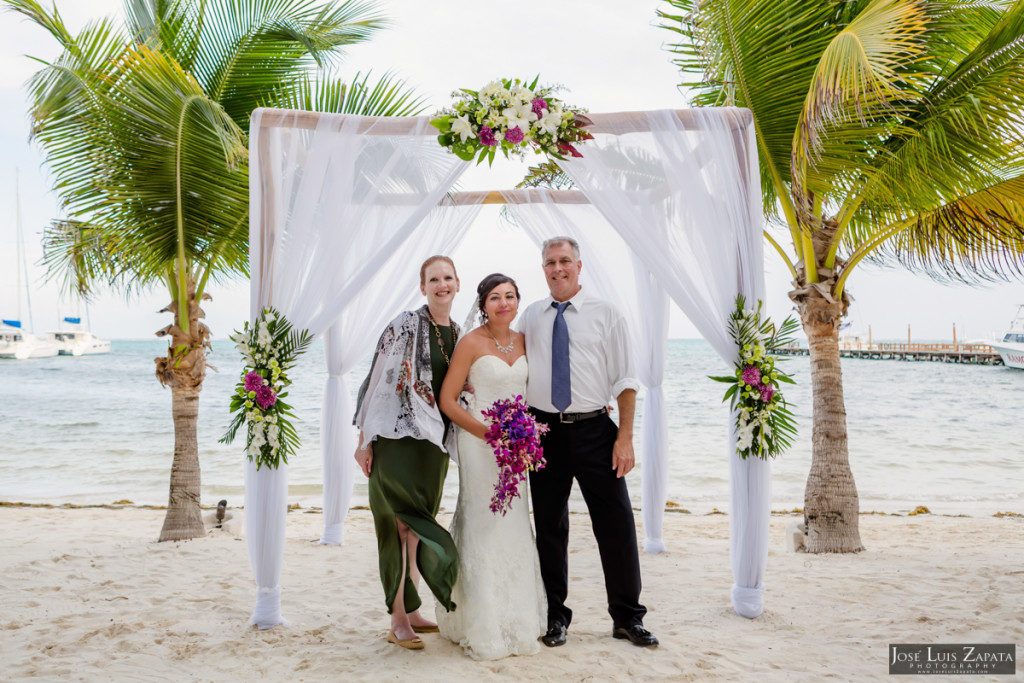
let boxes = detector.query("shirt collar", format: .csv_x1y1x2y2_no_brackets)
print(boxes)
546,286,586,312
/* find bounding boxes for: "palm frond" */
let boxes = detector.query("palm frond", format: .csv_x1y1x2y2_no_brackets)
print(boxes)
862,174,1024,282
793,0,929,187
517,161,575,190
659,0,845,217
125,0,204,71
40,219,157,296
833,3,1021,218
268,71,427,116
190,0,389,130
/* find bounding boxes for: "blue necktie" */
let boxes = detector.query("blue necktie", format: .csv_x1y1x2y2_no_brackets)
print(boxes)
551,301,571,412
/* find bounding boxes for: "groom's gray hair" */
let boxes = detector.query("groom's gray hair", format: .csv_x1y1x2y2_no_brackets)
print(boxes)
541,236,580,261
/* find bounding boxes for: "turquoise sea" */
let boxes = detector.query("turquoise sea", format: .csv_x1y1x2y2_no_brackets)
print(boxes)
1,339,1021,516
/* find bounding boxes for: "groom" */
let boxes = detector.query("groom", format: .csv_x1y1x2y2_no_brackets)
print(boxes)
522,236,658,648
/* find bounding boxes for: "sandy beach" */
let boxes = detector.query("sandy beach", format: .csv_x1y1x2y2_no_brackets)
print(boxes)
0,505,1020,682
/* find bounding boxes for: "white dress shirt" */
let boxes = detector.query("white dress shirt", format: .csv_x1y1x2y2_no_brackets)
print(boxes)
520,287,639,412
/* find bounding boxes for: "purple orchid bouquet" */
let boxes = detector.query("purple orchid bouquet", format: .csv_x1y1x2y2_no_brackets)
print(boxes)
482,395,549,515
709,295,800,460
220,307,313,470
430,77,593,165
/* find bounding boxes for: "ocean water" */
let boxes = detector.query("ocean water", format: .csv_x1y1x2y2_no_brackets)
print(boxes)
1,339,1021,516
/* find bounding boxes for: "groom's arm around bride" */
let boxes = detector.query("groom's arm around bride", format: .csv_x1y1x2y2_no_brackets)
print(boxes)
523,236,658,648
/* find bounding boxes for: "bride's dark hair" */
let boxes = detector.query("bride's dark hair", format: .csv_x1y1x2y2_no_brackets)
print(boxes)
476,273,520,323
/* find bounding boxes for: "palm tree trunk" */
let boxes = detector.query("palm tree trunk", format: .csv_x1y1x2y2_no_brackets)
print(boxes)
159,385,205,541
801,315,865,553
155,282,211,542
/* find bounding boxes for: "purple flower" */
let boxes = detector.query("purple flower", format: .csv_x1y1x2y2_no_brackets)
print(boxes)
483,396,548,515
244,371,263,392
504,126,525,144
531,97,548,116
479,126,497,147
741,365,761,386
255,384,277,409
759,384,775,403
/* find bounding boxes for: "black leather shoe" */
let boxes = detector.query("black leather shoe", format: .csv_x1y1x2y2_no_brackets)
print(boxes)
541,623,567,647
613,624,659,647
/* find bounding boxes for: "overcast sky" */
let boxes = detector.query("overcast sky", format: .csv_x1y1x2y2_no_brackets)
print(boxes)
2,0,1021,342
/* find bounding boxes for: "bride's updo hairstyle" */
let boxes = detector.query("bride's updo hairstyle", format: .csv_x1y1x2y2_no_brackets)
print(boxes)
420,255,459,285
476,273,520,323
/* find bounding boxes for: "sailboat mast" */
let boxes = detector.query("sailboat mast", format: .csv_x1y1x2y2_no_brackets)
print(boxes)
15,169,23,325
15,170,36,332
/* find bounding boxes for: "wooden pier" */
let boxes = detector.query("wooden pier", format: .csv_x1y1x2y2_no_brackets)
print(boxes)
774,342,1003,365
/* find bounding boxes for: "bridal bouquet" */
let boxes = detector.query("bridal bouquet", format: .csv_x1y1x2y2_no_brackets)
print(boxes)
482,395,549,515
430,77,593,165
709,295,800,460
220,307,313,470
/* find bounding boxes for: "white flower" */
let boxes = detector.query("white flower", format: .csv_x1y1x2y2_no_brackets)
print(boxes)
538,109,562,136
480,80,504,100
451,114,476,142
503,101,537,133
736,425,754,451
257,323,272,348
510,83,534,103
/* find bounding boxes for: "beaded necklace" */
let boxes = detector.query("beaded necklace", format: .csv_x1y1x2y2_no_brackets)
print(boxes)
427,311,452,366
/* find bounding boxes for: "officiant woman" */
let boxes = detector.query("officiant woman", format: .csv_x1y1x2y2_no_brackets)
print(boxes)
353,255,463,650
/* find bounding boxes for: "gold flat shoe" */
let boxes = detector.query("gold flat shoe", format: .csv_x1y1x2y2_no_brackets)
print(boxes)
412,625,439,634
387,630,425,650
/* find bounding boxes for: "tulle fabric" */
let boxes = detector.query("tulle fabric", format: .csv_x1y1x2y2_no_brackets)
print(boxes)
247,108,768,625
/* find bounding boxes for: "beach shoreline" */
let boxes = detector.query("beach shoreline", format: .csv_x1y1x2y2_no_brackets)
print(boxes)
1,507,1020,681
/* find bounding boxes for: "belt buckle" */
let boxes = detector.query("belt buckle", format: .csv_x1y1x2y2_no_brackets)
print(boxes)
559,411,569,424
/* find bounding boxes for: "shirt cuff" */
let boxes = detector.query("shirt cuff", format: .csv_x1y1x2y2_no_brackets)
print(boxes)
611,378,640,398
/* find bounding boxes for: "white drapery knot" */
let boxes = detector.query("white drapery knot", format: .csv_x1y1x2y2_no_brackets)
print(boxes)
252,585,288,630
731,583,765,619
319,522,344,545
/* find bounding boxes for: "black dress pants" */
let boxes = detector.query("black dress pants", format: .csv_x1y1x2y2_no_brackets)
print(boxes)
528,412,647,628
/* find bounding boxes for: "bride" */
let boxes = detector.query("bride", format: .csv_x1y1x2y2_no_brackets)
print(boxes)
436,273,546,660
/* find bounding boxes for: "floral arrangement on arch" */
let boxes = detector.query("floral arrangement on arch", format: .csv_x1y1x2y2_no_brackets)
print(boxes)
482,395,549,515
709,295,800,460
220,307,313,470
430,77,593,165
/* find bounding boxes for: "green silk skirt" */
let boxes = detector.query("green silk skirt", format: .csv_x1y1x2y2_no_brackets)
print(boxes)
369,436,458,613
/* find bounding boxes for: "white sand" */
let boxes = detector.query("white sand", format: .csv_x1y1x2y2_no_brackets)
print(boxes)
0,506,1020,682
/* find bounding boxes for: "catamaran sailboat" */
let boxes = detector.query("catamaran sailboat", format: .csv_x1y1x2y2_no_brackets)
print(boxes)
46,316,111,356
989,304,1024,370
0,320,59,359
1,170,59,360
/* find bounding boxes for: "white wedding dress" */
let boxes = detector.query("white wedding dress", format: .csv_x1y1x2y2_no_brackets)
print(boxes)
436,354,547,660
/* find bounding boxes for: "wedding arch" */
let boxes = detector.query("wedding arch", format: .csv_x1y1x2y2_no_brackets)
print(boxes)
244,106,769,629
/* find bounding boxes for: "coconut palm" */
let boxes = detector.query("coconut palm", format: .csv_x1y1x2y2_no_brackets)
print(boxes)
6,0,426,541
659,0,1024,551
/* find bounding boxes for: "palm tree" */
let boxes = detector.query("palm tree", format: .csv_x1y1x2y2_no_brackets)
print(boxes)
6,0,426,541
659,0,1024,551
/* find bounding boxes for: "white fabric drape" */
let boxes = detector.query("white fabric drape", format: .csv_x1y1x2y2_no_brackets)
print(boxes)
246,110,471,628
247,107,769,626
560,109,769,617
502,191,671,553
318,203,484,545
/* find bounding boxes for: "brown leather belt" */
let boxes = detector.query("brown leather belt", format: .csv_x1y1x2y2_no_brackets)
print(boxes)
531,407,609,424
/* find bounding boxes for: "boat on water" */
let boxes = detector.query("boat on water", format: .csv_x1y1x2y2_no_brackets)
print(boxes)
0,320,59,359
45,317,111,356
1,171,60,360
988,304,1024,370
